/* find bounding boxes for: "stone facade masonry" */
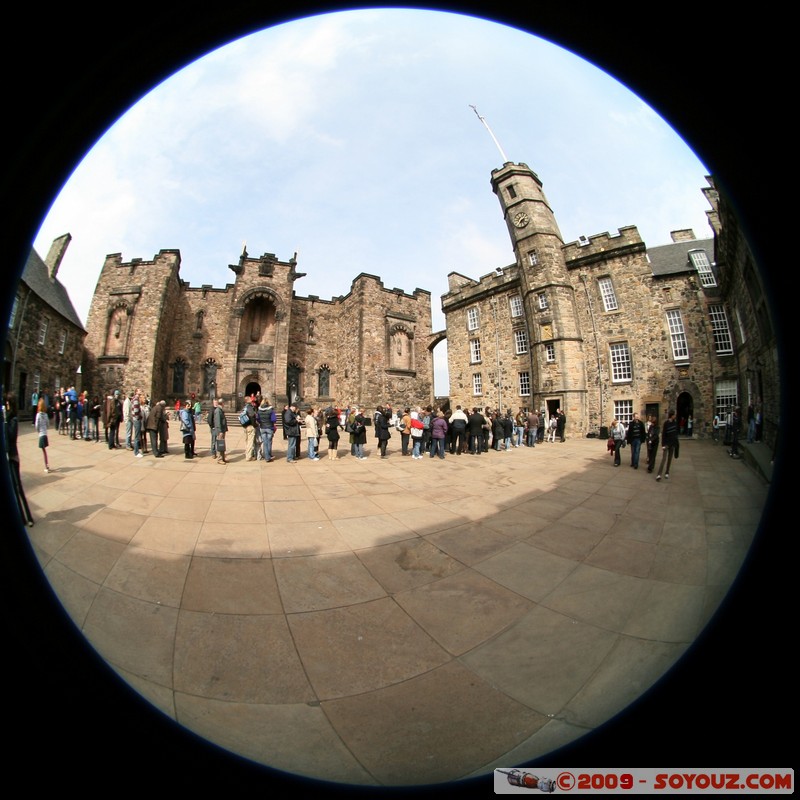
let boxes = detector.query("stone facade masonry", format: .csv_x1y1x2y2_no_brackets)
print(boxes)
81,247,433,413
442,162,736,439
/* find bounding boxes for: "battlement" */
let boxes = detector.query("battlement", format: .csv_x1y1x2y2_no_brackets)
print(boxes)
563,226,645,267
441,264,519,311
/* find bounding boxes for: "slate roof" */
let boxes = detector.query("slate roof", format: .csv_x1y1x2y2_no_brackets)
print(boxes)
20,249,86,331
647,237,714,278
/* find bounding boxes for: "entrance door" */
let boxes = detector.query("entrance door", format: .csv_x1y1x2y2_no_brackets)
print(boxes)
676,391,693,436
645,402,660,425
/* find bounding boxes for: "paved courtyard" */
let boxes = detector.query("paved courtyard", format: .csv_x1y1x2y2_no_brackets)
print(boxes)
10,421,770,787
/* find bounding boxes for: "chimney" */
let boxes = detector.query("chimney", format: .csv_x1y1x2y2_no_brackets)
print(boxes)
45,233,72,280
670,229,696,243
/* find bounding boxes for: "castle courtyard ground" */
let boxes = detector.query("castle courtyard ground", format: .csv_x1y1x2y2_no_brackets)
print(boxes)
9,420,774,788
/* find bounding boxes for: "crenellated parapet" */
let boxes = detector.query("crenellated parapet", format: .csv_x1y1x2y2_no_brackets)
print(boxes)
563,226,645,268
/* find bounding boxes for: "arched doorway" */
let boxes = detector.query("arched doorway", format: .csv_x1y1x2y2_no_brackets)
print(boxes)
676,391,694,436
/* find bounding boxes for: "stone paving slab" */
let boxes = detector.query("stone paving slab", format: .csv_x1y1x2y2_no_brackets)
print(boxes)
11,420,770,787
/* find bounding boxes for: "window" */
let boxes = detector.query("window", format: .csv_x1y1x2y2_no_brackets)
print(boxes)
598,277,619,312
709,304,733,354
689,249,716,287
518,371,531,396
735,306,746,345
38,320,48,345
509,295,524,318
609,342,632,382
614,399,633,426
545,342,555,362
666,309,688,360
172,358,186,395
528,250,538,266
33,373,41,395
466,307,479,331
318,365,331,397
472,373,482,395
59,330,67,355
715,379,738,418
8,295,19,328
469,338,481,363
537,292,548,310
514,328,529,354
507,185,517,199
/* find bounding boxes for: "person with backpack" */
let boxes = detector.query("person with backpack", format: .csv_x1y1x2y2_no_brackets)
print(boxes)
240,393,260,461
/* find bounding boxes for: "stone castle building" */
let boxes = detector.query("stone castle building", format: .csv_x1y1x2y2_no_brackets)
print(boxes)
5,234,86,413
442,161,741,439
81,246,433,411
27,156,769,450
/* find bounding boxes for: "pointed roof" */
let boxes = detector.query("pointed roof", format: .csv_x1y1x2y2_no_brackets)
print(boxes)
20,248,86,330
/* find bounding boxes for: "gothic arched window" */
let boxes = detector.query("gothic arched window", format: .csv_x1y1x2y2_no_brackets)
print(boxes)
172,358,186,395
318,364,331,397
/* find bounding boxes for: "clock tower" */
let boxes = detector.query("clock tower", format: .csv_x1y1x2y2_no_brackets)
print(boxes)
490,162,587,433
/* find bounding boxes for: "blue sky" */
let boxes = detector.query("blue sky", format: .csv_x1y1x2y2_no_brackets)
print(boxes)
31,8,711,393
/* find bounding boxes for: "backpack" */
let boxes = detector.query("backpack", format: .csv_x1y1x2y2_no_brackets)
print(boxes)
422,415,431,431
239,407,251,426
352,418,365,436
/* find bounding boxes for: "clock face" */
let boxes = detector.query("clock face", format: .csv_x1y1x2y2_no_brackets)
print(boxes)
513,211,530,228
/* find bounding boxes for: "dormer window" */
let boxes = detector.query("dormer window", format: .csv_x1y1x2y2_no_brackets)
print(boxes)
689,249,716,287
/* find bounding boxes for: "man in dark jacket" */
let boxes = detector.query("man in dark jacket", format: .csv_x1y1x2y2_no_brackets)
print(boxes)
467,408,486,455
656,410,679,481
626,413,647,469
284,403,301,462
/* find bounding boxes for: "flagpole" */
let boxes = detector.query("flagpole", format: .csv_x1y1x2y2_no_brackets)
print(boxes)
469,105,509,163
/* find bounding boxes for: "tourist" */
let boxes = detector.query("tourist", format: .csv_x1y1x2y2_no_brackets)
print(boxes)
646,415,660,473
213,397,228,464
449,405,468,455
610,417,626,467
179,400,196,459
258,396,277,462
35,398,51,473
305,407,321,460
655,410,679,481
626,412,646,469
326,407,340,460
375,405,392,458
429,410,448,459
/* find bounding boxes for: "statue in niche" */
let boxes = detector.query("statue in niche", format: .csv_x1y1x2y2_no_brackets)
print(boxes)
287,363,301,405
204,361,217,399
307,318,316,344
390,328,411,370
105,306,128,356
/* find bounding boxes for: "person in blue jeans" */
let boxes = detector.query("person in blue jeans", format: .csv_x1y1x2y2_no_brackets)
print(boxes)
258,397,277,462
305,407,321,460
626,412,646,469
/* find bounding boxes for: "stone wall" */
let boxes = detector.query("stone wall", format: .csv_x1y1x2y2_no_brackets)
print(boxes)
81,250,434,415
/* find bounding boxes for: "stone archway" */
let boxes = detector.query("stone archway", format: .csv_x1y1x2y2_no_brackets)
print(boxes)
677,390,694,436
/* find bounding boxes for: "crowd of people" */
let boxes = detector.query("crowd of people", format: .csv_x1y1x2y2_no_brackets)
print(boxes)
22,387,577,467
234,393,567,463
606,410,702,480
14,387,754,483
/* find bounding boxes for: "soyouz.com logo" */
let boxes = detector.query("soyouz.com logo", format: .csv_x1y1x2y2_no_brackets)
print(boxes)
493,769,794,794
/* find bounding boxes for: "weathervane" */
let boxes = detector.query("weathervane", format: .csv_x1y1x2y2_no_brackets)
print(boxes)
470,105,509,163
